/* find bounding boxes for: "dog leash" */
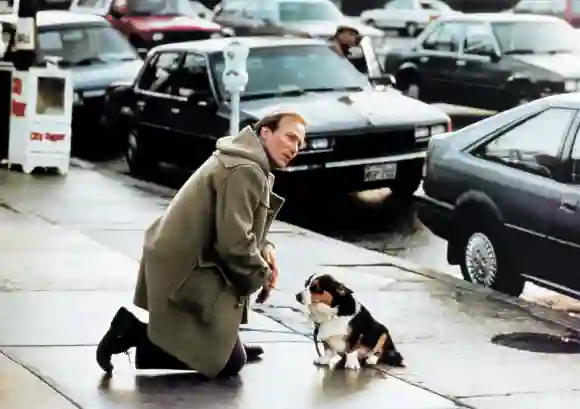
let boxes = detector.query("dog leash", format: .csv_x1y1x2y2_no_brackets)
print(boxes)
313,324,324,357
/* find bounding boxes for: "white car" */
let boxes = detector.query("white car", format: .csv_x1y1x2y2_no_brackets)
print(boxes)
360,0,459,37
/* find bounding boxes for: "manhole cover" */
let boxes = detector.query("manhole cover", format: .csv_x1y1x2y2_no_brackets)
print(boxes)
491,332,580,353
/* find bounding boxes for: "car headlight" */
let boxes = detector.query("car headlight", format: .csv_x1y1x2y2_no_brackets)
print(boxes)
152,32,164,41
564,79,580,92
431,124,446,135
306,137,333,150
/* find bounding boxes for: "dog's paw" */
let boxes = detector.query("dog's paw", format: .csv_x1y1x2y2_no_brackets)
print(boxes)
365,355,379,366
344,353,361,371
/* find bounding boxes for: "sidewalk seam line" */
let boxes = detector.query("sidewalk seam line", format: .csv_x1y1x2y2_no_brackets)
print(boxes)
0,350,83,409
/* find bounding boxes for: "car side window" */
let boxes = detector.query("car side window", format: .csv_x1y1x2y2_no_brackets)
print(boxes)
463,23,496,56
569,128,580,184
422,22,464,52
139,51,183,95
173,53,213,99
475,108,576,179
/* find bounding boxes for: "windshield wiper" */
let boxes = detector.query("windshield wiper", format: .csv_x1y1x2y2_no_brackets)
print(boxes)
504,49,536,55
105,55,138,62
239,86,365,100
240,88,306,100
59,56,107,67
301,86,364,92
545,49,573,54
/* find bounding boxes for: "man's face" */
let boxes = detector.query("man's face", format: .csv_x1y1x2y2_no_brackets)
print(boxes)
261,115,306,168
338,30,358,47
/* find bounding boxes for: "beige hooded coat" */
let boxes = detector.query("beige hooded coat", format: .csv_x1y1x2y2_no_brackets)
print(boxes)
132,126,284,378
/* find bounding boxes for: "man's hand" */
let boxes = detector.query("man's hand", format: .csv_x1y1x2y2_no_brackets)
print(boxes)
255,244,278,304
262,243,278,289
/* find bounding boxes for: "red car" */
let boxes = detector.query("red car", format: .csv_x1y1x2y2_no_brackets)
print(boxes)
70,0,232,56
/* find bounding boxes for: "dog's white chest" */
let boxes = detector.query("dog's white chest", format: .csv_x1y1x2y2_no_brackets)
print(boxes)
317,317,350,343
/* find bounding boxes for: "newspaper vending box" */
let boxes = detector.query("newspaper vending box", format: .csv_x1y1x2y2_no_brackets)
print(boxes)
8,65,73,174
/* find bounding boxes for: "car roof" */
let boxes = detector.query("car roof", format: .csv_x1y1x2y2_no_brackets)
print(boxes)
544,92,580,108
440,12,565,24
151,36,328,54
0,10,106,26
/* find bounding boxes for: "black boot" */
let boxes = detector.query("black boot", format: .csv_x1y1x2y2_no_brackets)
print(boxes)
96,307,142,375
244,344,263,362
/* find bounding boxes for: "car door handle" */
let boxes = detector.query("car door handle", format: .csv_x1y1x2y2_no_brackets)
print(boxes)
456,59,466,66
171,107,180,114
136,100,145,110
197,100,208,107
419,56,429,63
559,198,578,212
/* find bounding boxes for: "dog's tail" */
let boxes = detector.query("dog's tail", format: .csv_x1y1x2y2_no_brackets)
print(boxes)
380,349,406,367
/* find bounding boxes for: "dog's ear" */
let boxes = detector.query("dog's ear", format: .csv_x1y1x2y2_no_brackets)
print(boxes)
335,289,356,316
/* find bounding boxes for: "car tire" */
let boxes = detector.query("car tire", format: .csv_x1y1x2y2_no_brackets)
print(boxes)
389,165,422,198
456,215,525,297
126,131,157,177
396,70,421,99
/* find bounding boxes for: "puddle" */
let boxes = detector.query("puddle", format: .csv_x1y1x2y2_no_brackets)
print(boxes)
491,332,580,353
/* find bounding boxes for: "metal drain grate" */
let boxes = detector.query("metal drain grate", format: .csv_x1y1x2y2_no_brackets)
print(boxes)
491,332,580,353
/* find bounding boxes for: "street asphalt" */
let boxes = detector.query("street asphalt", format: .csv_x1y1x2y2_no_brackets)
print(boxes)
1,162,580,409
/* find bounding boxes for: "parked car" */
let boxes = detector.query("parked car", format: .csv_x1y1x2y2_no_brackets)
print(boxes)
0,10,144,156
212,0,385,51
360,0,459,37
383,13,580,112
418,92,580,298
509,0,580,28
69,0,231,56
107,36,450,194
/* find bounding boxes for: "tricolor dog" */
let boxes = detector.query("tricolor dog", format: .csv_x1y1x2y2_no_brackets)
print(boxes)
295,273,405,370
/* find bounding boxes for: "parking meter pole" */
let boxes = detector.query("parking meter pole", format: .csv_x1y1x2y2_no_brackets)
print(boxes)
222,40,248,137
229,91,240,136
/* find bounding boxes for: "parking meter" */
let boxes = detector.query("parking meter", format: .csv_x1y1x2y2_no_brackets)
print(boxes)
222,39,249,136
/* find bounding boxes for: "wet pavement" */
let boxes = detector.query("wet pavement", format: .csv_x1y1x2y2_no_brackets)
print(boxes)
2,165,580,408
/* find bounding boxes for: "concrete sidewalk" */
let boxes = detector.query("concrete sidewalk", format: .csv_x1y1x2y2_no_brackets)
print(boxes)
1,164,580,409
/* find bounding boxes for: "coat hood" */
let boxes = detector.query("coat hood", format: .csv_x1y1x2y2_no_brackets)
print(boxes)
215,126,271,174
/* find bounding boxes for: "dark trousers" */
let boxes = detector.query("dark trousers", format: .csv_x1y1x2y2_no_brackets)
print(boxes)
133,320,247,378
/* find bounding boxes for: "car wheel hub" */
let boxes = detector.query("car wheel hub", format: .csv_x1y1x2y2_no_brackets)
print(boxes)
127,133,137,162
465,232,497,286
406,84,420,99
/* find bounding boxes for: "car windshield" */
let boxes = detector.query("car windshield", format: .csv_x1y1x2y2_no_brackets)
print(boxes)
492,21,580,54
38,25,139,66
278,1,344,22
209,44,370,100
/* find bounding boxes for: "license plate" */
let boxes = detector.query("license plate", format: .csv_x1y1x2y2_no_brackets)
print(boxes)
364,163,397,182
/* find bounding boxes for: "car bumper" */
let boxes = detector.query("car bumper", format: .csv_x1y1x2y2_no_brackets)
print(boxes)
276,151,425,191
416,192,453,240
